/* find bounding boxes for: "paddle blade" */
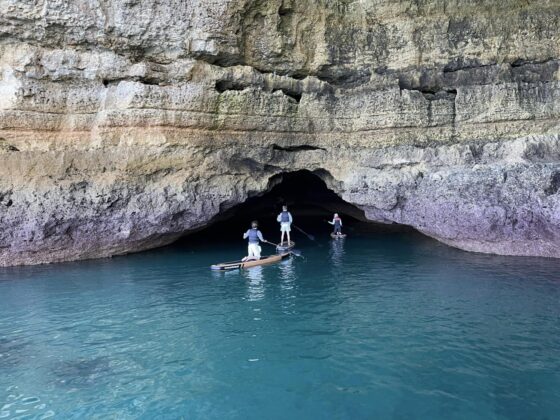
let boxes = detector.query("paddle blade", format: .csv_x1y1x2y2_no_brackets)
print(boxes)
290,249,303,257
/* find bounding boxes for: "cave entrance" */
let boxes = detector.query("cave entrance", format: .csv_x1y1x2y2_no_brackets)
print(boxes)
185,170,401,245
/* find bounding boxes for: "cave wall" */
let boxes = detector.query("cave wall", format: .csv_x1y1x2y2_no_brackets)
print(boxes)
0,0,559,265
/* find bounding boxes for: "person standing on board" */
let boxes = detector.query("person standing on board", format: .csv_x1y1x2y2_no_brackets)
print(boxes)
277,205,293,245
243,220,265,261
328,213,343,235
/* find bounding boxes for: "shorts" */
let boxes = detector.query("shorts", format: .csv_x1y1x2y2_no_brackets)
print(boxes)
280,222,291,232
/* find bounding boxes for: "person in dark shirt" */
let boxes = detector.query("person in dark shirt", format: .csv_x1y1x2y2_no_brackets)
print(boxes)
328,213,343,235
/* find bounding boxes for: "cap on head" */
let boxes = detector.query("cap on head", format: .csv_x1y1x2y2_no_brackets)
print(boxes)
251,220,259,228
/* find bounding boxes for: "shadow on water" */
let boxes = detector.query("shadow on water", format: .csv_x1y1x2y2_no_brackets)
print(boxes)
51,356,113,388
0,337,31,369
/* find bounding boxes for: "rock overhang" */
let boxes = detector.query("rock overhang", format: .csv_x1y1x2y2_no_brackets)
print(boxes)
0,0,560,265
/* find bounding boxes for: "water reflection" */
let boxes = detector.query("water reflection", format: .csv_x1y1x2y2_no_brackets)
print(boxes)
279,258,295,286
243,266,264,301
329,237,345,266
279,258,297,312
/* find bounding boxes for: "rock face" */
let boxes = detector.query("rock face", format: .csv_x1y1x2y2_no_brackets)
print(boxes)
0,0,559,266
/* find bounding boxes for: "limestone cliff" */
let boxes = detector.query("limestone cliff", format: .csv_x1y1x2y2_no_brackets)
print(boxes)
0,0,559,266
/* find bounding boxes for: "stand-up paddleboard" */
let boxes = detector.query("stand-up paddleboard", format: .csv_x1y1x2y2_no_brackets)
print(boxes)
211,253,290,271
276,241,295,252
330,233,347,239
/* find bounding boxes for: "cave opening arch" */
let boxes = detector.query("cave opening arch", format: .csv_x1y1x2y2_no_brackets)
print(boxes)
184,169,408,245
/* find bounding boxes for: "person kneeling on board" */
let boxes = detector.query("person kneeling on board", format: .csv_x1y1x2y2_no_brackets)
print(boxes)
328,213,343,235
276,205,293,245
242,220,266,261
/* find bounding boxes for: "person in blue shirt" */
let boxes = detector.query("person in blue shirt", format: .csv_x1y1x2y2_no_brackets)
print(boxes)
242,220,266,261
276,205,293,245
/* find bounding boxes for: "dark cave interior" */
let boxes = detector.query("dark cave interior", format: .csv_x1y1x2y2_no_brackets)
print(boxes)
184,170,410,245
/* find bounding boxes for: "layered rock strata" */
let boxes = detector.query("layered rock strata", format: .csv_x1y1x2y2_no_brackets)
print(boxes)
0,0,559,265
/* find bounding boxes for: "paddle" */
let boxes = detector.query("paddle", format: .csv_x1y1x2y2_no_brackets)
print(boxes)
292,224,315,241
290,250,304,258
263,240,303,258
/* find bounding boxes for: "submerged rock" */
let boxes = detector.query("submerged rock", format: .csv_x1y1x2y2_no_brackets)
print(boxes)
0,0,559,265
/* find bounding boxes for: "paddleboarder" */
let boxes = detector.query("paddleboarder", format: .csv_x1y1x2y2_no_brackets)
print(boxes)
276,205,293,246
328,213,343,235
242,220,266,261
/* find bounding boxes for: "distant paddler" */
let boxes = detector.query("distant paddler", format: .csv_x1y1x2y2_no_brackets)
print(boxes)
276,205,293,246
242,220,266,261
328,213,343,236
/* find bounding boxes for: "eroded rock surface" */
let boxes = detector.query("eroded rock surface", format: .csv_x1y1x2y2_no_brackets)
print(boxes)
1,0,559,265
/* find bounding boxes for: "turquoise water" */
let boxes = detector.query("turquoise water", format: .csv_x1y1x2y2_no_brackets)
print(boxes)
1,232,560,419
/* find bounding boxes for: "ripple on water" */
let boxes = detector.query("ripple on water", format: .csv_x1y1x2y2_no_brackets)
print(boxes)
0,387,53,420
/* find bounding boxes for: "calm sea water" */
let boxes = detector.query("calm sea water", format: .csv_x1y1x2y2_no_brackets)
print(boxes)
1,232,559,419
